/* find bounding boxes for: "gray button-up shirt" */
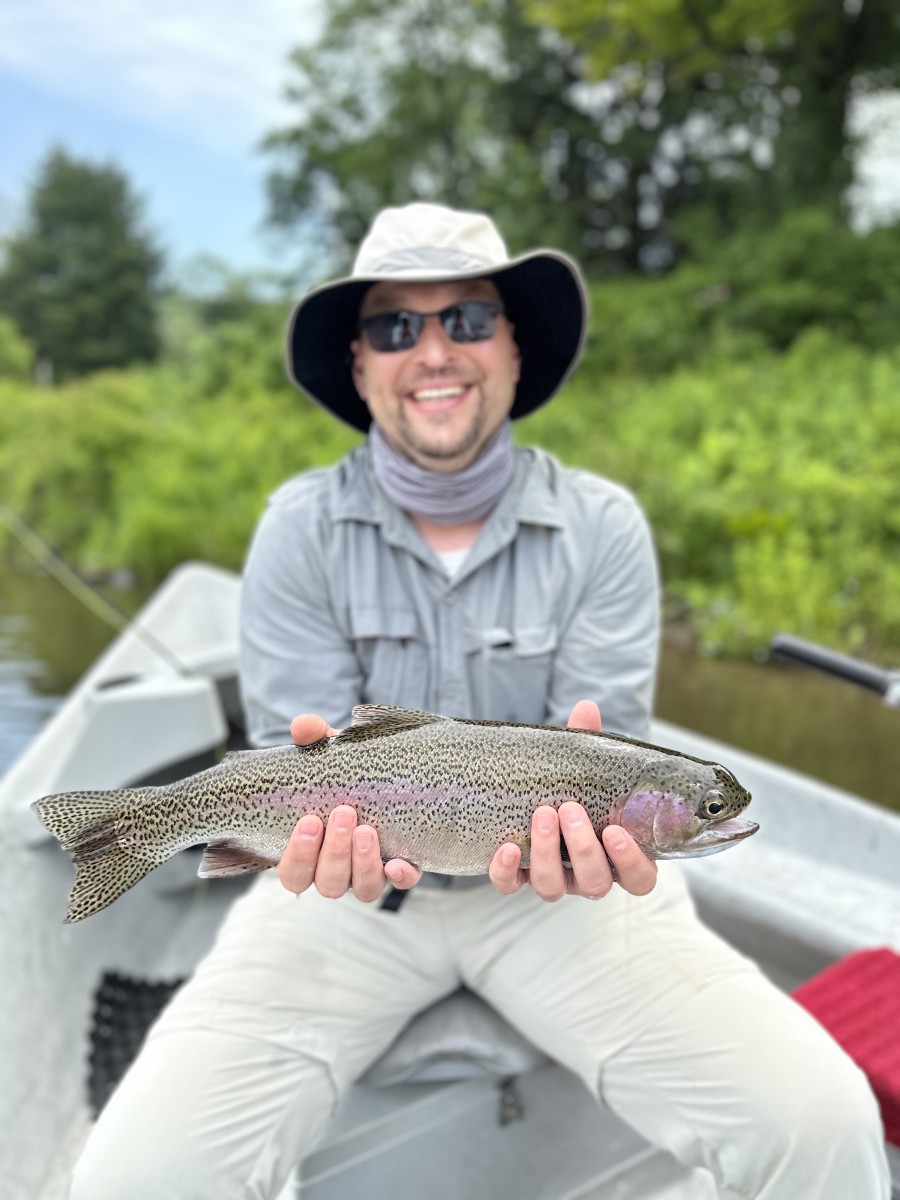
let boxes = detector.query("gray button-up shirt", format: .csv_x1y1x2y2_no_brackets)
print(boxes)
240,444,661,747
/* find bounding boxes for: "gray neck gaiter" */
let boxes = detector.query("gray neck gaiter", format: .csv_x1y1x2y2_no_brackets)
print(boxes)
369,420,515,526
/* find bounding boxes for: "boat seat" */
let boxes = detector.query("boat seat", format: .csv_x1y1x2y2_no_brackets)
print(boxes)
792,947,900,1148
358,986,552,1086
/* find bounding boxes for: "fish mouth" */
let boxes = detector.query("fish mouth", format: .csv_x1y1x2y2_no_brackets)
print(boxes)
667,817,759,859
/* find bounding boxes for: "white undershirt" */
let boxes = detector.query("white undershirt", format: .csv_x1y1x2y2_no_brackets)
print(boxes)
437,547,470,578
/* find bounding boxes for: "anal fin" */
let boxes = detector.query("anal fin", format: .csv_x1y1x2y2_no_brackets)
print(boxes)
198,840,279,879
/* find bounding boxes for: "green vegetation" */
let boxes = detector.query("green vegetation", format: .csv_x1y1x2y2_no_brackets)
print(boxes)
1,208,898,662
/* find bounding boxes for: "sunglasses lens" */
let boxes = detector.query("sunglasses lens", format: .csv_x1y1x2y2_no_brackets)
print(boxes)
365,311,423,351
361,301,502,351
443,302,499,342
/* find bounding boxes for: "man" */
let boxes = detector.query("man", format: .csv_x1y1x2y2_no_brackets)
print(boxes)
72,204,889,1199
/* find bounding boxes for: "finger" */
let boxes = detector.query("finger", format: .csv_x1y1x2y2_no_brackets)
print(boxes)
602,825,658,896
558,801,615,899
527,806,567,902
566,699,601,733
351,824,388,903
383,858,422,889
314,804,356,898
488,843,526,894
277,814,324,894
291,714,340,746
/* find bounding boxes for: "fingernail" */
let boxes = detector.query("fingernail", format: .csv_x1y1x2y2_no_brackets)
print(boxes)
354,828,373,852
562,809,583,828
385,864,404,885
333,811,353,833
536,812,555,834
501,846,518,867
605,828,626,852
298,816,319,839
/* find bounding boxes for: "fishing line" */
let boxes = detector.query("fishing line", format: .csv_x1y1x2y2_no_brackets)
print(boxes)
0,501,191,676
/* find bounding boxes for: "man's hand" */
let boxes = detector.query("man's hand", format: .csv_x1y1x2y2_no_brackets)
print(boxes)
277,714,422,901
488,700,658,902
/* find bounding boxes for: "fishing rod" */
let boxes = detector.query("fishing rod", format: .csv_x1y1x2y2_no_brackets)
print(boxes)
0,501,192,677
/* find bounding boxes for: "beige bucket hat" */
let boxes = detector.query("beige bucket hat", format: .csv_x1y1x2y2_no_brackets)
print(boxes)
285,203,588,432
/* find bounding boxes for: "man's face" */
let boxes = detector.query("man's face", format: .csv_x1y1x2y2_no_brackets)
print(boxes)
350,279,521,473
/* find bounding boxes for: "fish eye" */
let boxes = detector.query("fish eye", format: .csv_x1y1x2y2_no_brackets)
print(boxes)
701,790,727,818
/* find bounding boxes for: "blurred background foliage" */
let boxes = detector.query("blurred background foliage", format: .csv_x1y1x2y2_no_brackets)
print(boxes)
0,0,898,662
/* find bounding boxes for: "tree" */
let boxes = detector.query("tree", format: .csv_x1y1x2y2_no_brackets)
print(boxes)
263,0,679,274
527,0,900,225
0,148,164,380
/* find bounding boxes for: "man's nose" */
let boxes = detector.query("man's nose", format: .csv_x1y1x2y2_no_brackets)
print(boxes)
413,314,456,365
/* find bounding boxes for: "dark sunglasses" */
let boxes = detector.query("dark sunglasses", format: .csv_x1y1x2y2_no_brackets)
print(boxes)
357,300,505,352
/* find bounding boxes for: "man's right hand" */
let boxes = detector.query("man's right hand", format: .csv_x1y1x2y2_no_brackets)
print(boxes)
277,714,422,902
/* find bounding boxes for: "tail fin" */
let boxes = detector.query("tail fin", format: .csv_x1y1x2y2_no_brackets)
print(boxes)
32,788,164,923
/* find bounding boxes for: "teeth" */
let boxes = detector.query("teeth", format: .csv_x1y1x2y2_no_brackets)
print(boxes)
411,386,467,401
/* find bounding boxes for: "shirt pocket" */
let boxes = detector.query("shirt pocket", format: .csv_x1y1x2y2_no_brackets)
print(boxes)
349,604,430,709
469,624,559,723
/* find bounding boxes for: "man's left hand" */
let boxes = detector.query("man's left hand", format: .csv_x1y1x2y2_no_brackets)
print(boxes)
488,699,658,901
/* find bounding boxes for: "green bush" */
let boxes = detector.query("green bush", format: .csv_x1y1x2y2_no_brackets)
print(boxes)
0,316,35,380
523,329,900,659
582,209,900,377
0,326,359,580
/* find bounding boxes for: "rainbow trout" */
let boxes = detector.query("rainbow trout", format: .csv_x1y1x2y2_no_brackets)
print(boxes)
33,704,757,923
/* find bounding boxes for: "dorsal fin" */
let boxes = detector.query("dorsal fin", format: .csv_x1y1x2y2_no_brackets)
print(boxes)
331,704,446,743
351,703,444,728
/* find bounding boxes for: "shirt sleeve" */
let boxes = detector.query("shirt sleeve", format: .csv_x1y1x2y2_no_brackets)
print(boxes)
239,493,362,747
545,490,661,739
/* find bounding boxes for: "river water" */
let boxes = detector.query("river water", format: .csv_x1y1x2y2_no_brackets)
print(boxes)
1,568,898,813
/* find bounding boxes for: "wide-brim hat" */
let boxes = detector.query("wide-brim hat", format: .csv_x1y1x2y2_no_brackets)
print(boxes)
285,203,588,432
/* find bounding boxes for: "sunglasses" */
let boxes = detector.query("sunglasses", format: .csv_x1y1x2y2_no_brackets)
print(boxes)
357,300,505,352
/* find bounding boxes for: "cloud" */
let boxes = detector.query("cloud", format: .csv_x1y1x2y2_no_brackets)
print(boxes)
0,0,321,152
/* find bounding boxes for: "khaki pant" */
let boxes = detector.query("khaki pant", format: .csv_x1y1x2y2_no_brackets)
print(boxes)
71,864,889,1200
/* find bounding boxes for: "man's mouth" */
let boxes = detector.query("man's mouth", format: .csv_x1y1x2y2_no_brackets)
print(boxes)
407,385,470,411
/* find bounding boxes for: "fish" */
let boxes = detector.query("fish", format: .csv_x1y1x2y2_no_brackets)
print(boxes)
32,703,758,923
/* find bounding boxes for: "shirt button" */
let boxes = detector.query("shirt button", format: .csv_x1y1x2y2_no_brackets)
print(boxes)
443,591,457,605
442,682,461,699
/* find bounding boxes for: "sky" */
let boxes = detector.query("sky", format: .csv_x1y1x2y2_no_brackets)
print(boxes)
1,2,899,290
0,0,323,287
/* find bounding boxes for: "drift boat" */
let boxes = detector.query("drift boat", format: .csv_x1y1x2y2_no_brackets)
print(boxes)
1,562,898,1199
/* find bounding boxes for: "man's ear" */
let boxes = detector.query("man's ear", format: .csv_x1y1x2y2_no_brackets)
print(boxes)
349,338,368,401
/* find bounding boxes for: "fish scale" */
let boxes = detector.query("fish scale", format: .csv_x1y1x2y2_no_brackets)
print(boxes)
32,703,757,923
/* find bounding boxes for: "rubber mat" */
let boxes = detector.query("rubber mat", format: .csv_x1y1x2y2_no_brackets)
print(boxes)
88,971,186,1116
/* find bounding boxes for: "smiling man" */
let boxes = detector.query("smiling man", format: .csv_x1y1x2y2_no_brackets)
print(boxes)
71,204,889,1200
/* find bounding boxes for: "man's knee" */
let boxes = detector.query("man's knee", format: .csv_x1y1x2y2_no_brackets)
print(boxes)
733,1049,888,1197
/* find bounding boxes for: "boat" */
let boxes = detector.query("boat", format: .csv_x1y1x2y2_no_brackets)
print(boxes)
2,561,898,1199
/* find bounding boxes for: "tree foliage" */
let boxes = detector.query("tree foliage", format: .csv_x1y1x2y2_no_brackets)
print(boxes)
264,0,686,272
528,0,900,225
0,148,164,381
265,0,900,276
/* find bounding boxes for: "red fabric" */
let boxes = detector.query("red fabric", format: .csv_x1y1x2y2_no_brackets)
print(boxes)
792,948,900,1146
